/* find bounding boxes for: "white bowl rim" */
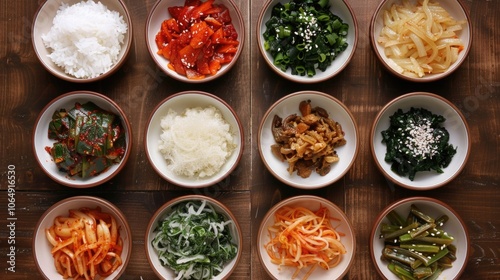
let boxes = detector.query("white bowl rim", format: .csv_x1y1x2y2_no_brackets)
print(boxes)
257,0,359,83
257,195,356,280
31,0,133,83
144,194,243,280
370,91,471,190
32,90,133,188
144,90,244,188
32,195,132,280
369,196,471,280
258,90,359,189
369,0,472,82
145,0,245,83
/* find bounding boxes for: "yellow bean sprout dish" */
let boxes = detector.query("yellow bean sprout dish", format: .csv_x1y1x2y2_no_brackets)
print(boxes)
376,0,466,78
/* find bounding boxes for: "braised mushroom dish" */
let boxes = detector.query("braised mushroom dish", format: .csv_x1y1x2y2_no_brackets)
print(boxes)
271,100,346,178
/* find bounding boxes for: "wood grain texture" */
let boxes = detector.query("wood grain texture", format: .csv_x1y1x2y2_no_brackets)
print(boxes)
1,0,499,279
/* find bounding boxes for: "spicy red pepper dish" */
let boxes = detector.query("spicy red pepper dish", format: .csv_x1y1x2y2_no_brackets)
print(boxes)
155,0,240,80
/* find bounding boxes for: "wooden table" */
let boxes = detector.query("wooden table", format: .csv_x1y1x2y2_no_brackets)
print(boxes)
1,0,499,279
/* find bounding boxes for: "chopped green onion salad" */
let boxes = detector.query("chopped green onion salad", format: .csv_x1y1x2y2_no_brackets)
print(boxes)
262,0,349,77
381,107,457,181
152,200,238,280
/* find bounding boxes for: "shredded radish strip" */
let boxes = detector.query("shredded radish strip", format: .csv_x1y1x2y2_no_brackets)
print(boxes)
377,0,466,78
265,205,346,280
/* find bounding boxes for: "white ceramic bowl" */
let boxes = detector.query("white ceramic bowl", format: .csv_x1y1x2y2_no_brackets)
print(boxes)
370,197,470,280
146,0,244,83
258,91,358,189
33,196,132,280
145,195,243,279
257,0,358,83
257,195,356,279
32,0,133,83
370,0,471,82
32,91,132,188
370,92,470,190
145,91,243,188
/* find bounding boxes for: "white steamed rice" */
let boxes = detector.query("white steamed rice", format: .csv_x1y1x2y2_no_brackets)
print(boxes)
41,0,128,79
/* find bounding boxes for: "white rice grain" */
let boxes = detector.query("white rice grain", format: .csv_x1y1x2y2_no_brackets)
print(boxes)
41,0,128,79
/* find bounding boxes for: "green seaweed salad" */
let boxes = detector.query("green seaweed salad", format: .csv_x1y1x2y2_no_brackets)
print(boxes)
262,0,349,77
47,101,126,178
152,200,238,280
382,107,457,181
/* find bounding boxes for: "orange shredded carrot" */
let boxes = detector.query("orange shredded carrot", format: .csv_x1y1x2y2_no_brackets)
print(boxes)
265,205,346,280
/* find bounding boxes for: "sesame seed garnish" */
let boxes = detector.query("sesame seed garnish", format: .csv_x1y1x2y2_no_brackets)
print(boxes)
402,119,439,159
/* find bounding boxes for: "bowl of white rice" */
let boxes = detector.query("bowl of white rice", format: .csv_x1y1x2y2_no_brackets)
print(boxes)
32,0,133,82
145,91,244,188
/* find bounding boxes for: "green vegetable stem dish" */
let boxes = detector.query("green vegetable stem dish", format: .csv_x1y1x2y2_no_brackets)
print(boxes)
370,92,470,190
145,195,243,280
257,0,358,83
370,197,470,280
33,91,132,188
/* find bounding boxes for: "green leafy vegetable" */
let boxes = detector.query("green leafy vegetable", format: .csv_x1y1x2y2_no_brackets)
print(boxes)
152,200,238,280
262,0,349,77
381,107,457,181
47,101,126,178
380,204,456,279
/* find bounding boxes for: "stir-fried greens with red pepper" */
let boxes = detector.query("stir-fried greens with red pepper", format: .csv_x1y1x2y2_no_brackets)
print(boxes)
46,101,126,178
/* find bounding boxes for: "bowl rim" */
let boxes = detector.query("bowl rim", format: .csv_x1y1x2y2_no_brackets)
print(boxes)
369,0,473,82
256,0,359,83
32,90,133,188
370,91,471,190
257,195,357,279
31,0,133,83
369,196,470,280
144,90,244,188
145,0,245,83
144,194,243,279
32,195,133,280
258,90,359,189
